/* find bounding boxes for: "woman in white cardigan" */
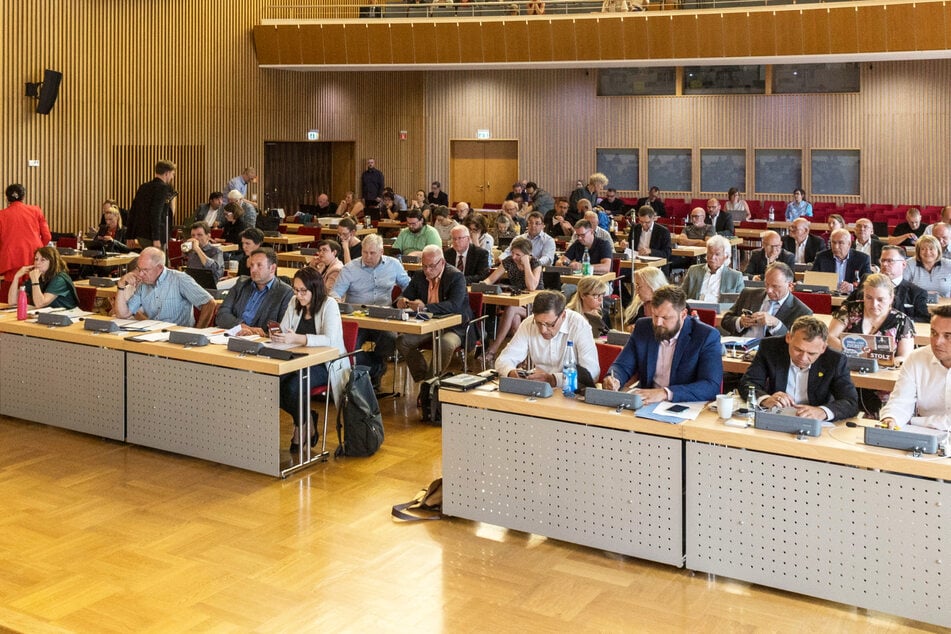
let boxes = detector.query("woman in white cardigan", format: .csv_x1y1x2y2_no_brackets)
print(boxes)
271,267,350,452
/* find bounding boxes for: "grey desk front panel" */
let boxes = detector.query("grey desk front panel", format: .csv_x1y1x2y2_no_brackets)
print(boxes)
0,333,125,440
126,353,281,476
686,442,950,628
443,403,684,566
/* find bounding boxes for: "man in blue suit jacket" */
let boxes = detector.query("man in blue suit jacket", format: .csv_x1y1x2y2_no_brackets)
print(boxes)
810,228,871,294
604,285,723,403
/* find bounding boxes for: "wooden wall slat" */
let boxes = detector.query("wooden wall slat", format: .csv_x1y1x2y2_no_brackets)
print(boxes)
504,21,530,62
828,7,859,55
669,14,700,60
413,23,439,64
390,23,417,65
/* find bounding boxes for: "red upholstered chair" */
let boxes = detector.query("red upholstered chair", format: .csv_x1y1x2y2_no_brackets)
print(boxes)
298,226,322,248
210,228,224,240
690,308,717,328
793,291,832,315
57,237,78,249
167,240,184,269
310,319,360,455
76,285,98,312
596,342,623,383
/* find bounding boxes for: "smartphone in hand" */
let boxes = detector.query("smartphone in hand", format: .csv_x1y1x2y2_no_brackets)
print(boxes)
267,320,282,337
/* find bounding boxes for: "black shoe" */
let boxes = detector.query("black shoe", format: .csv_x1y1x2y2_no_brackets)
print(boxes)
310,410,320,448
289,434,300,454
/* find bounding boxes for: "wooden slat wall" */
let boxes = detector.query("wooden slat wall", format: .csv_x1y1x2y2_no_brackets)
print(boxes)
2,1,950,239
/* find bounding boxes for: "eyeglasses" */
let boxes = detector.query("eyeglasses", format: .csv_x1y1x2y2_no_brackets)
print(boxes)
880,259,904,264
534,313,563,331
293,287,309,295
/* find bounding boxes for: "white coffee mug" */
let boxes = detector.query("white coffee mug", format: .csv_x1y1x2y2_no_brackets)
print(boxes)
716,394,735,419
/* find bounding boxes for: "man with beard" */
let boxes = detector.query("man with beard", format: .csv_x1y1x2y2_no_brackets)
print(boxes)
603,284,722,403
391,208,441,257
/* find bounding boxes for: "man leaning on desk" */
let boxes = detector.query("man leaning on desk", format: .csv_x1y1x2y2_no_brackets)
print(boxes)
740,316,858,421
215,248,293,336
604,285,722,404
114,247,216,327
495,290,599,389
720,262,812,338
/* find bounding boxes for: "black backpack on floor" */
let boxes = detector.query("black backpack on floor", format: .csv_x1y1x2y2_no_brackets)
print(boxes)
417,375,448,425
335,365,384,457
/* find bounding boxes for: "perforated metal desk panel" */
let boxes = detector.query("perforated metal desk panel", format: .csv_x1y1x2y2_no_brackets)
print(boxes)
0,327,125,440
441,390,684,566
684,419,951,628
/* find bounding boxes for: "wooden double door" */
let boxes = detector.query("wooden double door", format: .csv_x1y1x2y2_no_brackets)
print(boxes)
449,140,518,208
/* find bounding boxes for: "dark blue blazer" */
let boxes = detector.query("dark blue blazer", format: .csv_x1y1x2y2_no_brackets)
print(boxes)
810,249,871,286
608,314,723,402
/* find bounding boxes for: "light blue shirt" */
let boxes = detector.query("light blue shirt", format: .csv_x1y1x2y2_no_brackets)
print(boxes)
126,268,213,326
785,200,813,221
834,255,848,284
242,277,275,325
225,175,248,197
332,255,410,305
503,231,556,266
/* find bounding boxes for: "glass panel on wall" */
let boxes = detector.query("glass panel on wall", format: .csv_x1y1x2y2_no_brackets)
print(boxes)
754,149,802,194
596,148,639,192
812,150,860,196
700,149,746,193
682,65,765,95
648,149,692,192
773,63,860,93
597,67,677,96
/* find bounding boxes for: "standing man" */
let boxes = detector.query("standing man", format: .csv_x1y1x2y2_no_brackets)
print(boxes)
503,211,556,266
740,316,858,421
810,228,871,294
361,157,385,213
879,304,951,430
427,181,449,207
224,167,257,207
184,221,224,282
706,198,734,236
445,225,490,284
332,234,411,389
569,172,608,212
604,285,722,403
395,245,472,384
681,235,745,302
128,160,175,250
215,248,293,336
114,247,215,327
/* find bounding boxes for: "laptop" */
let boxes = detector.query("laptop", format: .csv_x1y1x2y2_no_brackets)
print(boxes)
801,271,839,292
440,373,491,391
185,267,228,299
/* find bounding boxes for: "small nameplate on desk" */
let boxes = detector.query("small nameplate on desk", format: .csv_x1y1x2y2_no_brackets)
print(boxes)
584,388,642,410
401,255,421,264
338,302,354,315
168,331,209,347
36,312,73,327
299,247,318,256
793,283,829,294
227,337,263,355
864,426,939,455
87,277,118,287
499,376,553,398
83,318,119,333
260,346,299,360
605,330,629,346
846,356,879,373
82,250,107,258
544,266,573,275
471,283,502,295
754,411,822,437
366,305,411,320
263,231,281,238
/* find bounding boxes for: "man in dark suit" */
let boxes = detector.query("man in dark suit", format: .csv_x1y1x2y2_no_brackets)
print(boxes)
427,181,449,207
445,225,490,284
852,218,885,265
741,316,858,421
846,245,931,322
705,198,734,236
745,230,795,280
721,262,812,337
810,228,872,294
395,245,473,382
215,248,294,335
635,186,666,218
782,218,824,265
128,160,175,249
629,205,672,261
604,285,722,403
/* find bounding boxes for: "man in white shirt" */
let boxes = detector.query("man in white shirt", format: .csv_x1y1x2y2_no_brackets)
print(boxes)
503,211,555,266
923,205,951,236
852,218,884,265
879,304,951,431
496,290,599,388
681,235,745,302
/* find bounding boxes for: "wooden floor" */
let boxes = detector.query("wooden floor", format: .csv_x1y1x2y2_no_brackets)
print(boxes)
0,372,941,633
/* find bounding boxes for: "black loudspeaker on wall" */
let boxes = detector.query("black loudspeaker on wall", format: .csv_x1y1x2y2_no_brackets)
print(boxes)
25,69,63,115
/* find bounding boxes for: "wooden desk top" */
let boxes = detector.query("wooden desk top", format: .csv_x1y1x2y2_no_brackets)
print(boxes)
720,355,899,391
403,262,422,272
561,271,616,286
442,387,951,480
619,258,667,270
0,318,337,375
277,251,311,266
355,227,377,236
342,312,461,335
473,289,539,307
671,245,707,258
218,243,239,252
264,234,312,246
61,253,137,267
